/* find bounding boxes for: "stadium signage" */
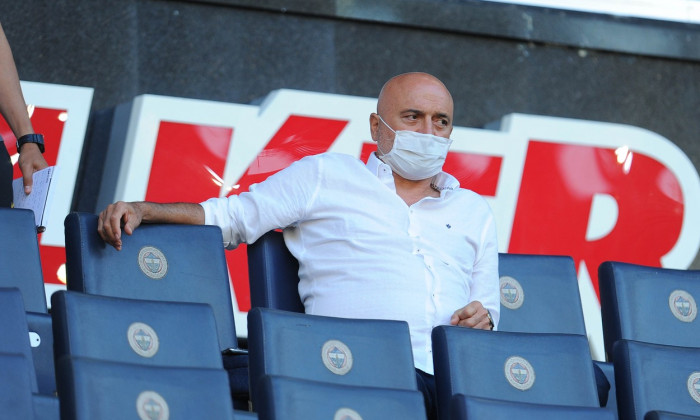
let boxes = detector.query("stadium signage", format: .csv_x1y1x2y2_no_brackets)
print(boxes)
8,84,699,359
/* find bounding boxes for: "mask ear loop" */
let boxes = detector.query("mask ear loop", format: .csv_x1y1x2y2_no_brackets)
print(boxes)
375,115,396,156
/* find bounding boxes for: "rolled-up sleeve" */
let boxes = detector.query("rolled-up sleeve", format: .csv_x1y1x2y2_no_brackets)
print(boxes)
199,154,323,249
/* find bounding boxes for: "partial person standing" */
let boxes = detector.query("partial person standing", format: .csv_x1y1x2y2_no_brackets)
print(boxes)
0,22,47,208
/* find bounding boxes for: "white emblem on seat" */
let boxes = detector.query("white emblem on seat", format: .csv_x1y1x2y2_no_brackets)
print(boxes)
504,356,535,390
28,331,41,347
334,407,363,420
688,372,700,404
128,322,160,358
136,390,169,420
500,276,524,310
668,290,697,323
321,339,353,375
138,246,168,279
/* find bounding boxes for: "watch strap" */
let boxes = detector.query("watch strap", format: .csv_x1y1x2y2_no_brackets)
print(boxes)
16,133,45,154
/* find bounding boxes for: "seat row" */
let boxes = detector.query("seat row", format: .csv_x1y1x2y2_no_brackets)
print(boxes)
248,230,700,419
0,286,612,420
1,208,700,419
4,285,699,420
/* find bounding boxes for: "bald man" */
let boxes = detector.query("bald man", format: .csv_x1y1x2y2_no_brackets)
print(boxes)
99,72,500,418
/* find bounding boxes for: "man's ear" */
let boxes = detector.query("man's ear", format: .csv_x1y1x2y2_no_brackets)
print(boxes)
369,113,380,142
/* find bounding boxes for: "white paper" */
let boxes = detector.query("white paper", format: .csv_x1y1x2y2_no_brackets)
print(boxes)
13,166,57,230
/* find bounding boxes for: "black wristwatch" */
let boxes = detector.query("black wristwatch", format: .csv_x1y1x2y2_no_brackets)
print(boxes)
16,133,45,154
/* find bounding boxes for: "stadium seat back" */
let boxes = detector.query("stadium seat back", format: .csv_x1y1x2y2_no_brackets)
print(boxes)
644,411,700,420
599,261,700,360
594,360,619,416
64,211,239,350
0,207,48,313
450,394,616,420
613,340,700,420
247,307,417,405
0,287,39,392
498,253,586,335
26,312,56,395
247,230,303,312
33,394,60,420
56,356,236,420
51,290,223,368
432,326,600,419
0,352,37,418
256,375,426,420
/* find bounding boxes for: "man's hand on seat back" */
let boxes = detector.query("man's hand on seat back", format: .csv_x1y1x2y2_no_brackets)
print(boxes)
450,301,492,330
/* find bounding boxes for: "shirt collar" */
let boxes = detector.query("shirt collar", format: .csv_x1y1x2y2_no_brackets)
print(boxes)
365,152,460,191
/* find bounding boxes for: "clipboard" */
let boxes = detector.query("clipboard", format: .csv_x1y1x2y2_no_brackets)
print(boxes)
12,166,57,233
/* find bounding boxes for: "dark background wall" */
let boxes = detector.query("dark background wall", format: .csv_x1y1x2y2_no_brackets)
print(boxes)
2,0,699,266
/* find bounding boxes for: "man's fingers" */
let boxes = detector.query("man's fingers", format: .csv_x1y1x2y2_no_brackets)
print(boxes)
18,147,49,194
108,208,123,241
97,202,130,250
452,301,491,330
19,158,34,194
122,212,138,236
22,172,33,194
452,302,477,321
456,315,489,329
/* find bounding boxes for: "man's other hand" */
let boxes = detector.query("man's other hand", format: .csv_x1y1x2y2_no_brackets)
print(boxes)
450,301,492,330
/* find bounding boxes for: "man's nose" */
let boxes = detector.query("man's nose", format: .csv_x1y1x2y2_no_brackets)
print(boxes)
417,118,435,135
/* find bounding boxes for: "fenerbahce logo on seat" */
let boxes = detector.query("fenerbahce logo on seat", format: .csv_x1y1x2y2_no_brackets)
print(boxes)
138,246,168,280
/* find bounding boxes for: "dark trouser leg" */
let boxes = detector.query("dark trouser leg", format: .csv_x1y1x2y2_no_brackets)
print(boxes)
0,142,13,208
415,369,438,420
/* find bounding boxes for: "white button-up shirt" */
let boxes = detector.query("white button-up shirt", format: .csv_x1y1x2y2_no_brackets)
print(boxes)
201,152,500,374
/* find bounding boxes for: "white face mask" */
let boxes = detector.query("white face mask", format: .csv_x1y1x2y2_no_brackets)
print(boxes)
376,115,453,180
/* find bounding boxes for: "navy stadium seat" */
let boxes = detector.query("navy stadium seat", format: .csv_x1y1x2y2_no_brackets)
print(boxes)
498,254,615,412
64,211,240,351
56,356,237,420
247,230,303,312
0,352,37,419
594,360,619,416
450,394,616,420
431,326,601,419
247,307,417,408
0,288,39,391
63,212,248,406
497,253,587,335
614,340,700,420
26,312,56,396
0,208,57,395
0,207,48,313
0,288,60,418
599,261,700,361
33,394,60,420
51,290,224,368
645,411,700,420
256,375,426,420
